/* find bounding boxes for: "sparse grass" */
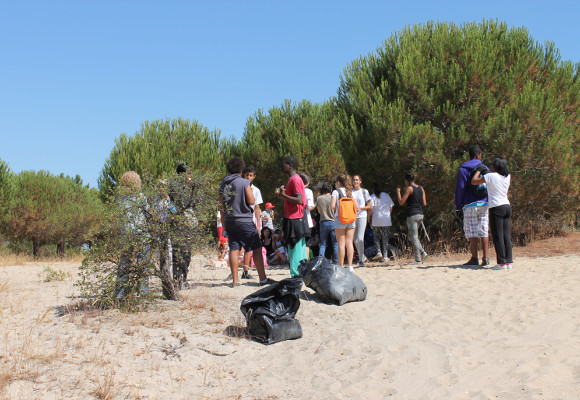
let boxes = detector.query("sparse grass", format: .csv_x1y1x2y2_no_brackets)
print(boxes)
0,252,32,267
0,250,84,267
91,366,116,400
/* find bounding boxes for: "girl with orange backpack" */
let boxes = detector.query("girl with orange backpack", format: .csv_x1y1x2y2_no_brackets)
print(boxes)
330,174,359,271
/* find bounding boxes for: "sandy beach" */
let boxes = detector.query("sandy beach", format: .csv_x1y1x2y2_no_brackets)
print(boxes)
1,242,579,399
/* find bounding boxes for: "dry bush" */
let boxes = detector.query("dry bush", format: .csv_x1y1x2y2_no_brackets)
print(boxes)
0,252,32,267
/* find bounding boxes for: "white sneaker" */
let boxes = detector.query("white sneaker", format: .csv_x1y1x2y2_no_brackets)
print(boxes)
491,264,508,270
408,260,422,266
348,265,354,272
506,263,513,270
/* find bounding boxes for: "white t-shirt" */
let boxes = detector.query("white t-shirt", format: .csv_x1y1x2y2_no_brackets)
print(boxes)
370,192,395,227
484,173,510,208
352,188,371,219
250,185,263,225
217,211,222,228
304,187,315,228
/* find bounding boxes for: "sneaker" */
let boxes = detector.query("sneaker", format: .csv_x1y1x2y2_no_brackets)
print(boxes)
491,264,508,270
241,270,252,279
259,278,277,286
422,253,428,262
506,263,513,270
481,257,490,267
408,260,422,266
463,258,479,266
348,265,354,272
231,281,241,288
358,261,365,268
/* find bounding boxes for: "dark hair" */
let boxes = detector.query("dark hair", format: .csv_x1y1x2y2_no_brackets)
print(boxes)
492,158,510,177
321,182,332,194
404,171,415,182
226,157,245,174
353,174,362,181
372,182,384,195
176,162,190,174
299,173,310,185
261,226,272,241
280,156,297,170
469,145,482,159
242,165,256,175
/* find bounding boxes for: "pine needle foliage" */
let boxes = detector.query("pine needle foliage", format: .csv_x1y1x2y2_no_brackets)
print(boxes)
237,99,346,207
1,170,105,257
98,118,228,200
335,20,579,242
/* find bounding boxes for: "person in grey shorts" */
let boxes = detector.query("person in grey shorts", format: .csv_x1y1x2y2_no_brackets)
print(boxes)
454,145,490,266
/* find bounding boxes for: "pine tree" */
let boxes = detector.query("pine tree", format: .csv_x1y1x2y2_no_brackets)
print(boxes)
335,20,579,241
3,171,105,257
99,118,228,199
238,99,346,207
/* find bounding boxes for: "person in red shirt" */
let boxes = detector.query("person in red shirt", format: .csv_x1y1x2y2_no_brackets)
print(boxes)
277,156,309,277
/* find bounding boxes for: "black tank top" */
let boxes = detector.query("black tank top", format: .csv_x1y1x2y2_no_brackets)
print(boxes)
407,185,424,217
263,238,274,255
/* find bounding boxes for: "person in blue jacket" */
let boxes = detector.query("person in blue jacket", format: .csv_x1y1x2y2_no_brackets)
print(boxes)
455,145,490,266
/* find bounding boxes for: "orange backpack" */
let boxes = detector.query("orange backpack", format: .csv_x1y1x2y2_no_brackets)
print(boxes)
338,191,358,224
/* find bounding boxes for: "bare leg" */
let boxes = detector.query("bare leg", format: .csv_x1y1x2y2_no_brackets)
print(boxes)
229,249,240,284
469,237,479,259
252,247,267,282
345,227,355,266
481,237,489,259
335,228,346,266
242,251,251,271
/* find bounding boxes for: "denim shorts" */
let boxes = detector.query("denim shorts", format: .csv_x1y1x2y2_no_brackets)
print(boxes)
224,220,263,252
334,216,355,230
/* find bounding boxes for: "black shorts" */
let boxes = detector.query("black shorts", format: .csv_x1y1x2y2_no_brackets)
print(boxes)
224,220,262,252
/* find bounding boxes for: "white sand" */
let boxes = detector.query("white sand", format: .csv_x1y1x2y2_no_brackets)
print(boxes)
1,254,579,399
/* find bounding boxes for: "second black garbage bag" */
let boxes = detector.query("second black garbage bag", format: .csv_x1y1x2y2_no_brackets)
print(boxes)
299,257,367,306
240,277,303,344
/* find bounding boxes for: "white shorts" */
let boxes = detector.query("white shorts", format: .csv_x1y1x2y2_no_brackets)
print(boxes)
463,205,489,238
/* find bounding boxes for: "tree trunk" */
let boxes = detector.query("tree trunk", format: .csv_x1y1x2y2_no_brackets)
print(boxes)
159,236,180,300
32,239,40,259
57,238,65,258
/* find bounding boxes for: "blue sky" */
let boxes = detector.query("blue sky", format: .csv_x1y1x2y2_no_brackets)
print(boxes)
1,1,578,188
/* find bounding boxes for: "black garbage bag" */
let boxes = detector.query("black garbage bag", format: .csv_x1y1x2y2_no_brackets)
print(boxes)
298,257,367,306
240,277,303,344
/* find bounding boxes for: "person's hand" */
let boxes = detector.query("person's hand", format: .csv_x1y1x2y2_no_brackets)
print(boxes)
277,185,286,199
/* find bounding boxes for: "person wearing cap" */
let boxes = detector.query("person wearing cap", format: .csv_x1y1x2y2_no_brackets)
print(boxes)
261,202,275,230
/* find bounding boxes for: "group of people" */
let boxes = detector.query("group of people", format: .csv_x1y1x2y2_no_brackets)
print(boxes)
116,144,513,294
219,145,514,288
